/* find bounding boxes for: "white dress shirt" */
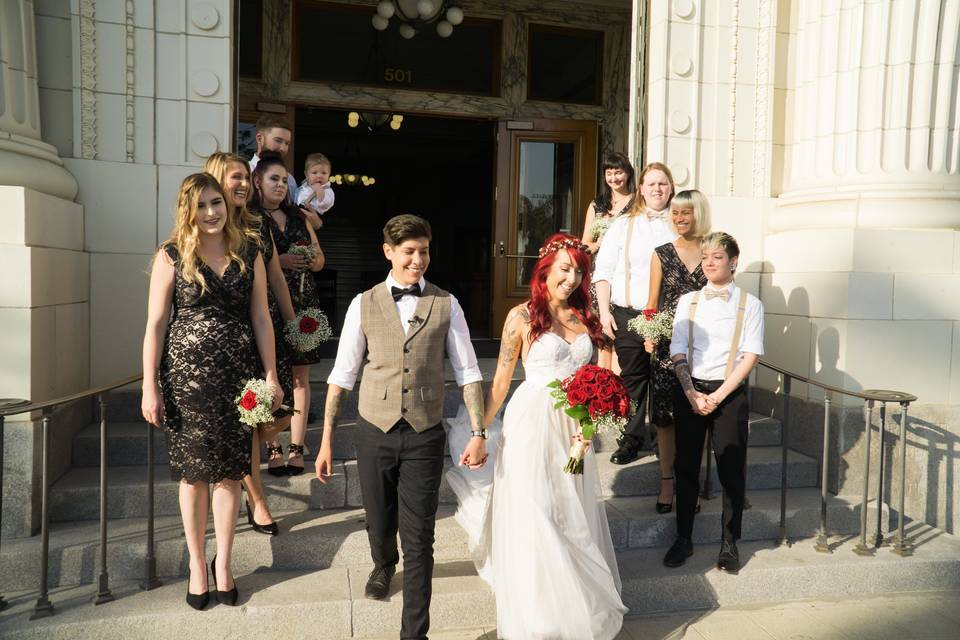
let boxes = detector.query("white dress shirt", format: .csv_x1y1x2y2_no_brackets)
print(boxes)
250,153,298,206
327,274,483,390
593,212,676,309
669,282,764,381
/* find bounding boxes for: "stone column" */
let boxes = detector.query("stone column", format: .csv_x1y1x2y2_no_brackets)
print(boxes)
0,0,78,199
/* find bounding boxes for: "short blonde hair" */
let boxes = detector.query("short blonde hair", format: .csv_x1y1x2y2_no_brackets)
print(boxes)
305,152,331,172
670,189,711,238
701,232,740,272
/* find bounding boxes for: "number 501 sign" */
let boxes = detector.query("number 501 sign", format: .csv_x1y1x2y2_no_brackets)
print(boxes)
384,68,413,83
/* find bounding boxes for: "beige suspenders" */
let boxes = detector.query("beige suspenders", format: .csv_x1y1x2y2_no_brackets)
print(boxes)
687,288,749,380
622,214,637,308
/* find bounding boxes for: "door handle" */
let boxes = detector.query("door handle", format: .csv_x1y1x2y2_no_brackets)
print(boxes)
497,241,539,259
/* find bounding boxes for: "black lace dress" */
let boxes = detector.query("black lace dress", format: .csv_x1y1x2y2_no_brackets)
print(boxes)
249,211,294,402
159,243,261,483
263,207,323,365
651,242,707,428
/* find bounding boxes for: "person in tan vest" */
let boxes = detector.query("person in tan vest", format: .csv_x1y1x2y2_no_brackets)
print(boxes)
318,215,487,640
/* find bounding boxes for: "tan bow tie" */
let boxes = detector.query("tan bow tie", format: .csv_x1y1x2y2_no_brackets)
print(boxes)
703,288,731,302
646,209,666,221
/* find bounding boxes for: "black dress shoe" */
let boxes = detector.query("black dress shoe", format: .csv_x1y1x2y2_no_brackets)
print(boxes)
717,540,740,574
364,566,395,600
246,500,279,536
185,576,209,611
656,476,674,513
663,537,694,568
210,556,239,606
609,438,640,465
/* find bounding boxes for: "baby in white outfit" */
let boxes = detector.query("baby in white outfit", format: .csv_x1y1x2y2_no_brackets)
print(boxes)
295,152,335,215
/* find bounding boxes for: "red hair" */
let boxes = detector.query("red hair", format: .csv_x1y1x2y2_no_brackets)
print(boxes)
528,233,607,349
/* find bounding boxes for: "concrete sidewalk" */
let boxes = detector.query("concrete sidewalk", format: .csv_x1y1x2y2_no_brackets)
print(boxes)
369,590,960,640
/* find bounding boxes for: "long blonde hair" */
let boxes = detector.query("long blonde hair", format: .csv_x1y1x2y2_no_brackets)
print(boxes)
627,161,676,216
162,173,250,294
202,152,262,245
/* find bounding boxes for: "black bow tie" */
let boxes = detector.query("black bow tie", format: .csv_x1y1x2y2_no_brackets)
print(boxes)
391,284,422,301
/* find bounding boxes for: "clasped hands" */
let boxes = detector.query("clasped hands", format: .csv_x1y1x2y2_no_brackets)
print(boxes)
686,389,724,416
459,437,488,470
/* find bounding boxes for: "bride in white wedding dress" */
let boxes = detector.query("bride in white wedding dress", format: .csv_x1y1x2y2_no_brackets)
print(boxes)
447,234,627,640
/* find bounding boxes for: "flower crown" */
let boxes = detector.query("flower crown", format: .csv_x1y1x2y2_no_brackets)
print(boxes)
538,237,589,259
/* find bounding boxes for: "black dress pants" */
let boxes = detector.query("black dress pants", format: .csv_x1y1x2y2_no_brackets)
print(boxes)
673,381,749,542
354,417,447,640
612,305,652,446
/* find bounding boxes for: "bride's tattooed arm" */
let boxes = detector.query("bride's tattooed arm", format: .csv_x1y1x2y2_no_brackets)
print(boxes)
485,305,529,425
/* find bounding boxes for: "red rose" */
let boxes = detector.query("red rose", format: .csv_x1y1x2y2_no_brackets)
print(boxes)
296,240,310,246
618,395,631,417
299,316,319,333
578,367,598,383
592,398,613,416
598,384,614,399
240,390,257,410
642,308,656,321
568,388,588,406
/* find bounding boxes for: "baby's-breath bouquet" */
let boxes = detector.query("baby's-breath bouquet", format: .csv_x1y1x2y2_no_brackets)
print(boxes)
236,379,278,429
589,216,614,242
627,308,674,343
287,242,316,299
284,307,332,353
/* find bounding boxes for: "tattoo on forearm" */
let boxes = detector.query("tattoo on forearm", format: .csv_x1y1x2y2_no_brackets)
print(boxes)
323,388,347,430
673,357,696,395
463,382,484,429
498,306,530,366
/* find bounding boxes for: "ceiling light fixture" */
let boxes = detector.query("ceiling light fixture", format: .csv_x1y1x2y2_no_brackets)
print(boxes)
371,0,464,39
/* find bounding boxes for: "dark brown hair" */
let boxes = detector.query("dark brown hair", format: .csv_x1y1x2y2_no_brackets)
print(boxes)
383,214,432,246
255,114,291,134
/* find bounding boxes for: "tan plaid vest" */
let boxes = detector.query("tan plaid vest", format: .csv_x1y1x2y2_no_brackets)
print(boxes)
358,281,451,432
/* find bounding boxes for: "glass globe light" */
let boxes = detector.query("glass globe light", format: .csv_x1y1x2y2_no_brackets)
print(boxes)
416,0,435,18
436,20,453,38
376,0,395,19
371,14,389,31
369,177,376,185
446,6,464,25
399,23,416,39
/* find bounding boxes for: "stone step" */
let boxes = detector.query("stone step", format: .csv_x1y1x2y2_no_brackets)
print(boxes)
70,413,782,467
50,443,811,522
1,525,957,639
3,490,882,591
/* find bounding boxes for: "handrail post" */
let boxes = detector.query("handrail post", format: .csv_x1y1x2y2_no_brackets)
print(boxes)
0,414,6,612
140,421,161,590
891,402,913,557
872,402,887,547
853,400,875,556
94,393,114,605
776,375,791,546
30,411,54,619
814,392,832,553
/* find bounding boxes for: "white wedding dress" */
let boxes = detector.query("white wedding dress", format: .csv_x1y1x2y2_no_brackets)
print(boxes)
446,332,627,640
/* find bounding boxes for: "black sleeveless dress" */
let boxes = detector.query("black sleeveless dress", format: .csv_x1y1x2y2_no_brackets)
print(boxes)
159,243,261,482
263,206,323,365
650,242,707,428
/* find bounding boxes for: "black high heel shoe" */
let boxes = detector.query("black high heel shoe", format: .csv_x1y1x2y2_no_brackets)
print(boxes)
210,555,238,606
185,571,209,610
656,476,674,514
286,443,305,476
266,443,286,477
246,499,279,536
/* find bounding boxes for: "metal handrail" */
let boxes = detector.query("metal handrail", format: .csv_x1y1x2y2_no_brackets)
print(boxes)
753,359,916,558
0,374,143,418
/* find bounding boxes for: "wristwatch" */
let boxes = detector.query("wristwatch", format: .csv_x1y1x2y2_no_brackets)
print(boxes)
470,429,488,439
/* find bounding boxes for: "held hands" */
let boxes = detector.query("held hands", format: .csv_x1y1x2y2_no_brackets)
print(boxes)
600,312,618,340
686,389,714,416
459,437,488,470
315,441,334,484
141,383,164,428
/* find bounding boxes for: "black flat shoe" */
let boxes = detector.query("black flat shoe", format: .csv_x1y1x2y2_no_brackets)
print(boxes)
656,476,674,513
266,443,287,477
286,443,305,476
663,537,694,568
185,571,209,610
210,555,239,606
364,566,395,600
246,499,279,536
717,540,740,574
609,438,640,465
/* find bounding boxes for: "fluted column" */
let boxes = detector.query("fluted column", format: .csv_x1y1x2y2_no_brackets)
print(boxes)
0,0,78,199
775,0,959,230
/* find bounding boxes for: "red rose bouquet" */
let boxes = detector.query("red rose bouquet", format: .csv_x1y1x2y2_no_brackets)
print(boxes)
284,307,332,352
548,364,633,474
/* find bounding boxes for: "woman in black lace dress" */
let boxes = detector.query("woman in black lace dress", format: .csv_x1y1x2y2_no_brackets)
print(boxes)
644,189,710,513
141,173,281,609
252,152,325,476
204,152,295,536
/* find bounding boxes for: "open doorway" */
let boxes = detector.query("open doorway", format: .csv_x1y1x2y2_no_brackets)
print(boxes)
293,107,495,338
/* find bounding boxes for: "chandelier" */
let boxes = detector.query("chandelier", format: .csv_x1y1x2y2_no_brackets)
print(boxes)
347,111,403,132
371,1,464,39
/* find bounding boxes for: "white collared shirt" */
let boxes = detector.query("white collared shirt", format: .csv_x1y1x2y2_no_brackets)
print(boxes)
669,282,764,381
327,274,483,390
593,212,676,309
250,153,298,206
